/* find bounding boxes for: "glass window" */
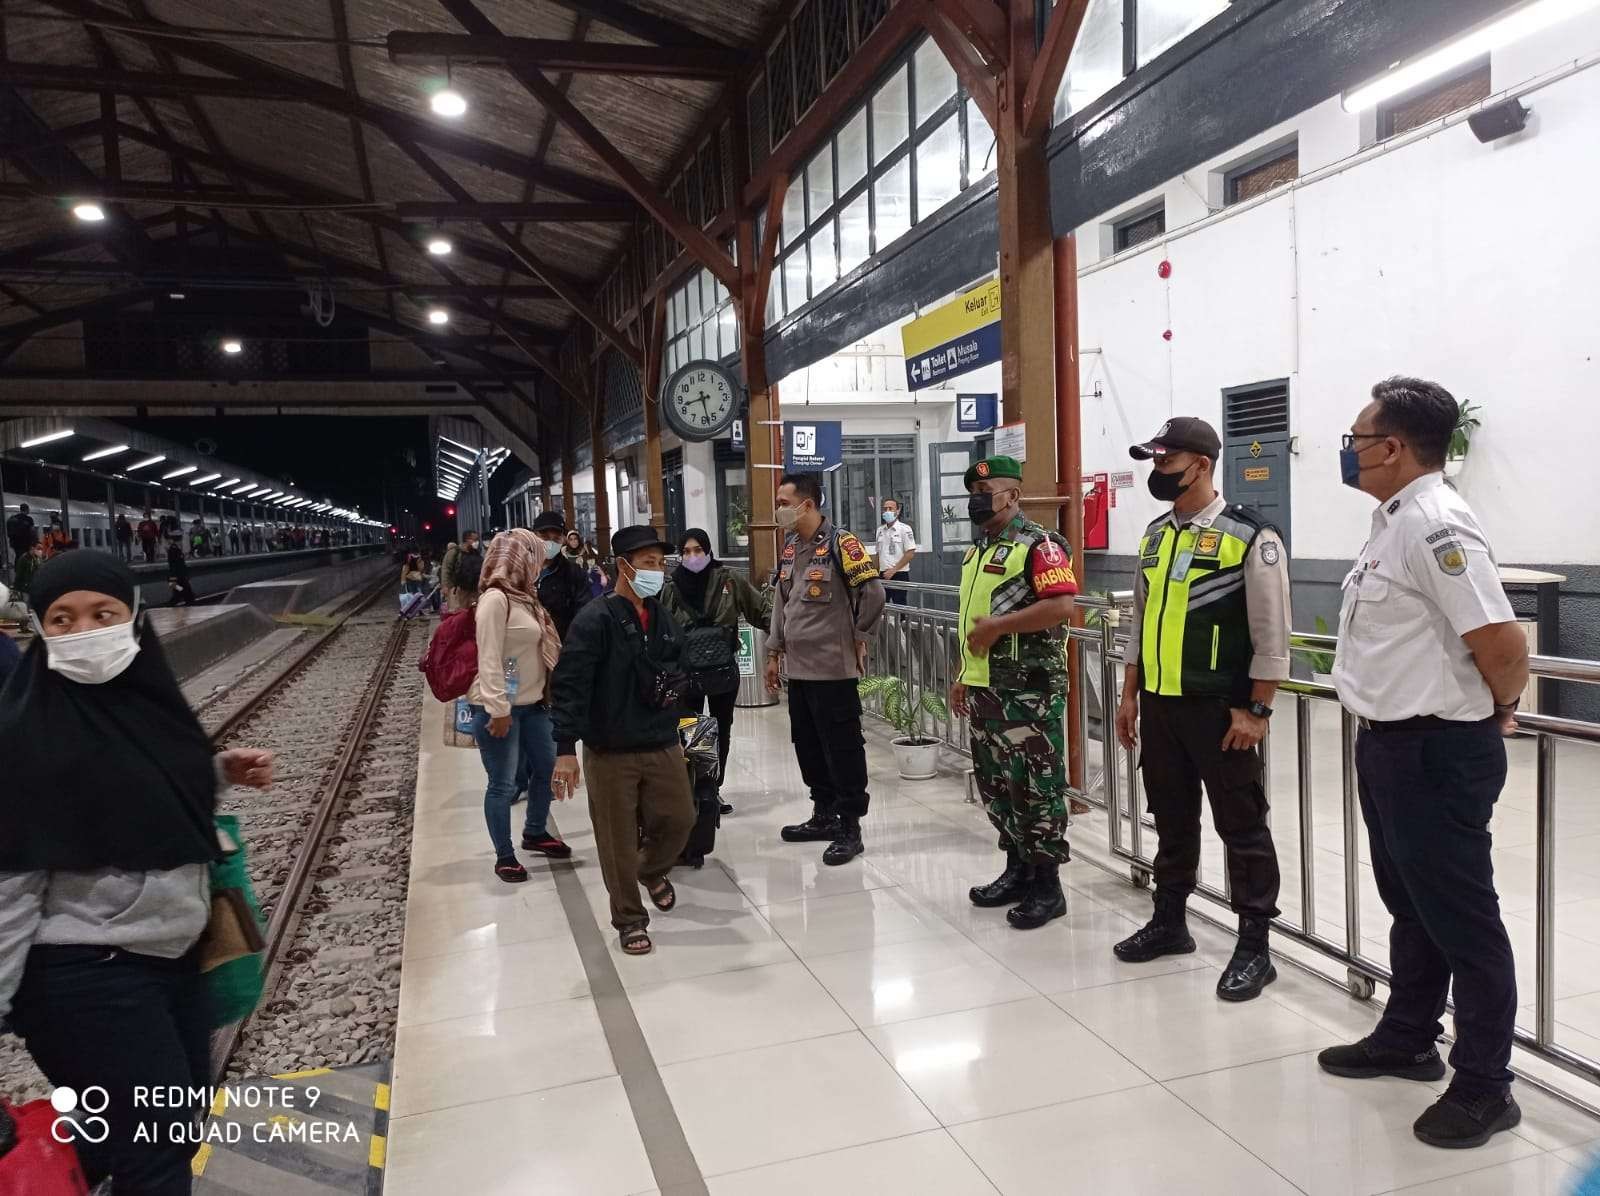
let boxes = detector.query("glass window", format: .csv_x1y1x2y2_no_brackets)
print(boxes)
782,247,809,312
810,219,838,293
782,181,807,247
1054,0,1123,123
688,324,702,360
837,109,868,193
768,271,783,325
873,156,911,250
838,192,870,276
700,269,714,316
871,65,909,163
673,288,687,331
718,302,738,357
806,148,833,226
915,115,961,221
914,38,957,128
1138,0,1228,66
966,96,996,180
685,279,701,325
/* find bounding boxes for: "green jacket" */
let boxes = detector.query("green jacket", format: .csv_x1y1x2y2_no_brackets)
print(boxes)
440,543,461,589
662,564,772,632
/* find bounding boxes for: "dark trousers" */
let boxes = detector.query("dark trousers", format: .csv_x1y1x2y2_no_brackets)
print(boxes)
689,688,737,783
1357,719,1516,1095
10,945,209,1195
1139,693,1281,920
787,677,871,820
886,572,911,605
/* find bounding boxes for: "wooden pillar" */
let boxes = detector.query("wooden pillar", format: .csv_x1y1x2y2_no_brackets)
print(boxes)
591,357,612,554
737,181,785,582
996,0,1057,525
641,298,669,544
58,469,71,538
1055,232,1086,790
560,403,577,529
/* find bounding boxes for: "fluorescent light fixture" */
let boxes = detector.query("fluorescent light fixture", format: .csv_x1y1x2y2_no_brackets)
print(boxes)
82,444,129,461
20,428,74,448
162,465,198,480
427,308,450,326
232,481,258,494
440,449,478,467
169,291,186,300
221,338,243,355
261,491,284,501
1343,0,1599,111
439,435,478,453
426,236,453,256
72,202,105,223
431,88,467,118
247,487,272,498
214,477,241,489
191,473,223,486
127,454,165,472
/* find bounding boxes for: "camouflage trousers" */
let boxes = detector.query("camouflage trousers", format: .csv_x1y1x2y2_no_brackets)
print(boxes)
968,687,1069,864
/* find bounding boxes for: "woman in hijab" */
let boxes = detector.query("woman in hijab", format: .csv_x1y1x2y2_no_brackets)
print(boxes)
0,552,273,1195
470,529,570,882
661,528,771,803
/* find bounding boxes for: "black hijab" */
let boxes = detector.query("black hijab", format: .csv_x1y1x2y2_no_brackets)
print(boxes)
671,528,718,614
0,552,218,871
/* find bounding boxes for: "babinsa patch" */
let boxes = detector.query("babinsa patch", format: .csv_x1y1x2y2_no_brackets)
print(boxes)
1433,540,1467,575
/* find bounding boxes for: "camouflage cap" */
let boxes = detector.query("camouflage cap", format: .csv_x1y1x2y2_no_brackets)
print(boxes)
964,455,1023,489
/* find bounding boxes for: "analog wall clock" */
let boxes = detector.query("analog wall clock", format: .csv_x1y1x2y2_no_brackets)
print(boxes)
660,359,740,443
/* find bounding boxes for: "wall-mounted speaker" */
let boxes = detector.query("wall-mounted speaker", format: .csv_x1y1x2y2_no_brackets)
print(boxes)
1468,98,1529,143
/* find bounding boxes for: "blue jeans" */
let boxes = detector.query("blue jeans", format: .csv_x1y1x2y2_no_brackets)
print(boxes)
471,703,556,858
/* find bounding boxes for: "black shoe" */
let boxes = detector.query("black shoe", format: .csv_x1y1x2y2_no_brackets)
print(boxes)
970,849,1032,908
1317,1033,1447,1082
781,811,840,843
1216,945,1276,1002
1413,1089,1521,1149
1006,862,1067,929
822,817,864,866
1113,892,1195,962
720,802,734,816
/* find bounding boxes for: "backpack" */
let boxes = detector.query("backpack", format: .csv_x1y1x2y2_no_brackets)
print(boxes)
418,606,479,701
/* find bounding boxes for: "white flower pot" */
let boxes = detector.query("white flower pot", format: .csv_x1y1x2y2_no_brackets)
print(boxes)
1443,456,1465,478
892,736,942,780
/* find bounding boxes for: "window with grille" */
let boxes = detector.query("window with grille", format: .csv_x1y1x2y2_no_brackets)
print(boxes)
1378,59,1491,139
1224,383,1290,438
1113,203,1165,251
793,1,822,117
1225,145,1298,205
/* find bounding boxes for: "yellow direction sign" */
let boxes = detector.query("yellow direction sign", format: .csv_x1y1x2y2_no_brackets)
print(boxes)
900,278,1002,389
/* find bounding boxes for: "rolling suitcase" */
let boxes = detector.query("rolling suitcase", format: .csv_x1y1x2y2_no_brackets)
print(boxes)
677,715,721,868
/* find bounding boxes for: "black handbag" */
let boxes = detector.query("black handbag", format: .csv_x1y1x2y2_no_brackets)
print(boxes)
681,623,739,696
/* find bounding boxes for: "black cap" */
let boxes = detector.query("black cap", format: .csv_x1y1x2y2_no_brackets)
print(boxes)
611,524,671,558
1130,416,1221,461
530,510,565,534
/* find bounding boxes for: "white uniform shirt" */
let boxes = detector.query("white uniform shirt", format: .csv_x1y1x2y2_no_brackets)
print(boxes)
874,518,918,573
1332,473,1513,722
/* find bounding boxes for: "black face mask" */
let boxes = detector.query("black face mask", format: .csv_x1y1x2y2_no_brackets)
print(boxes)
1147,464,1194,502
968,490,1011,526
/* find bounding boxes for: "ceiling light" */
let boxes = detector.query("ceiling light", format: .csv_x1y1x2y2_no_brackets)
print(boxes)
440,449,477,467
162,465,197,480
214,477,241,489
426,236,453,256
72,202,105,223
127,454,165,472
427,308,450,326
169,291,186,300
191,473,223,486
82,443,129,461
221,338,243,355
20,428,74,448
439,435,478,452
1343,0,1600,111
231,481,258,494
247,487,272,498
431,89,467,118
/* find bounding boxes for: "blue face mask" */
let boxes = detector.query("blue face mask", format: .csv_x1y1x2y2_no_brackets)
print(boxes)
882,510,896,524
1339,447,1364,489
625,560,664,599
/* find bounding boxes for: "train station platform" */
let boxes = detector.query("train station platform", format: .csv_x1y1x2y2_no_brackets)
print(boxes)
389,691,1600,1196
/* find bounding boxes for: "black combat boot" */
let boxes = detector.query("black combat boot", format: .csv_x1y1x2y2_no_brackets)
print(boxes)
969,848,1032,908
1113,890,1197,962
1006,861,1067,929
1216,915,1277,1002
781,807,840,843
822,815,864,866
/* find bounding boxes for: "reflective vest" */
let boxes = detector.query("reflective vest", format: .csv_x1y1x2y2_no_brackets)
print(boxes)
957,517,1069,692
1138,505,1266,700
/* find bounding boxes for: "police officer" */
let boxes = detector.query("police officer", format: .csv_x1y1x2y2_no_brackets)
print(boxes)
951,457,1079,929
1114,416,1291,1002
763,472,886,864
1318,377,1527,1149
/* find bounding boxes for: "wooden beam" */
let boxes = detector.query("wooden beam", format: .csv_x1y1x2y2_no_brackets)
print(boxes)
921,8,999,133
436,0,742,297
1023,0,1090,139
590,352,611,554
385,33,742,78
405,285,557,301
640,298,669,545
751,176,787,332
0,288,155,346
394,201,635,223
931,0,1007,69
99,92,119,182
534,0,732,51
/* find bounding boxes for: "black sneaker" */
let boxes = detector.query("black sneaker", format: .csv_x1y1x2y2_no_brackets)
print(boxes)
1113,919,1196,962
1413,1089,1521,1149
821,818,864,866
1317,1033,1446,1081
781,812,840,843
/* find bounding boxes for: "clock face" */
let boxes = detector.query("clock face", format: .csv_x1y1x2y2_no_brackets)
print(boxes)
662,360,738,442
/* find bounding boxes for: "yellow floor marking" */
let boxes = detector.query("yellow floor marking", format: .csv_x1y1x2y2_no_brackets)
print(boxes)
368,1133,387,1169
271,1067,333,1080
209,1090,229,1118
191,1142,213,1177
373,1082,390,1113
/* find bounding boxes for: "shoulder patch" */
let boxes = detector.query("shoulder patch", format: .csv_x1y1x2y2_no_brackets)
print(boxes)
1433,540,1467,575
1259,540,1280,566
1425,528,1455,545
836,532,878,586
1037,538,1066,567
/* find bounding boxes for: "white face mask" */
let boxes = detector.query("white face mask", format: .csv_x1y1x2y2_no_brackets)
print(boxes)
543,539,561,560
39,617,141,685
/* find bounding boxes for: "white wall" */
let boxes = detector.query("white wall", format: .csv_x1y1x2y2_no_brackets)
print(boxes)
1076,19,1600,565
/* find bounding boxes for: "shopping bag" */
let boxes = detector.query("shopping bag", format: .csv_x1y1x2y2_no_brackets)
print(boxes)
443,696,477,748
200,815,267,1028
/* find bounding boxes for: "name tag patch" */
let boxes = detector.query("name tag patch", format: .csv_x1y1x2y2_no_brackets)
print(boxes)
1425,528,1455,545
1169,550,1194,582
1433,540,1467,575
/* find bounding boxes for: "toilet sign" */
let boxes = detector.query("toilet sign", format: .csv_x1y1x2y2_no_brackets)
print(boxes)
901,279,1003,390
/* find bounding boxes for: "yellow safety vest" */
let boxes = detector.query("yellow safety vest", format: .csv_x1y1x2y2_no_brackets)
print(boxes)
958,517,1069,692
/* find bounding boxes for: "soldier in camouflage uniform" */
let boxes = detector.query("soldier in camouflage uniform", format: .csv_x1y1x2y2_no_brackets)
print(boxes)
951,456,1079,929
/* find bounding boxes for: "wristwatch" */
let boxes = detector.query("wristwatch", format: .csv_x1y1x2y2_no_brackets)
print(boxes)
1246,701,1273,720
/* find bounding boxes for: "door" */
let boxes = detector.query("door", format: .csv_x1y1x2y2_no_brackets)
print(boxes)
926,440,983,590
1221,381,1291,549
662,448,686,546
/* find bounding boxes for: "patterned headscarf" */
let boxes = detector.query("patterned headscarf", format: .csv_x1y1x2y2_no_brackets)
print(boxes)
478,530,561,673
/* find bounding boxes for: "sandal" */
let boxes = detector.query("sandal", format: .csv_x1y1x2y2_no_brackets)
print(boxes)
494,857,528,883
620,927,653,955
646,878,676,912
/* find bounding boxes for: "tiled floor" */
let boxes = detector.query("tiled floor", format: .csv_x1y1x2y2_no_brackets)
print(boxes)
385,692,1600,1195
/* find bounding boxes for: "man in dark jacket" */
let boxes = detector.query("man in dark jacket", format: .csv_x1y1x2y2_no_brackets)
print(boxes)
531,510,591,639
6,503,35,560
551,524,695,957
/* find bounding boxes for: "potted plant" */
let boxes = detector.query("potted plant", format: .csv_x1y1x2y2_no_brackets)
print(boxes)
1292,615,1336,687
858,674,948,779
1444,400,1481,477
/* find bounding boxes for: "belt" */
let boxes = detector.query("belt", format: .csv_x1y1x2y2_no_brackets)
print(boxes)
1356,714,1494,733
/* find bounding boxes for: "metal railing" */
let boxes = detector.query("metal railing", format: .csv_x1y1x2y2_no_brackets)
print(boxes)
867,581,1600,1103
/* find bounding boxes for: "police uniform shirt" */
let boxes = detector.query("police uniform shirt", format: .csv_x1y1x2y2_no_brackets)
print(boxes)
874,519,918,572
1123,493,1291,680
1332,472,1513,722
769,517,886,680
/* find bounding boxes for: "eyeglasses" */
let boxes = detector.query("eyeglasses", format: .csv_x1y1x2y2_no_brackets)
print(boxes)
1340,432,1388,451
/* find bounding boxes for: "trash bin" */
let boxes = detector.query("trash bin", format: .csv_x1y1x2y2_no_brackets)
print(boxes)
735,621,777,708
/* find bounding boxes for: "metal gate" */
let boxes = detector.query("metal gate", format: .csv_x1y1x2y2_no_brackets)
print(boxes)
1222,381,1291,549
925,440,984,591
